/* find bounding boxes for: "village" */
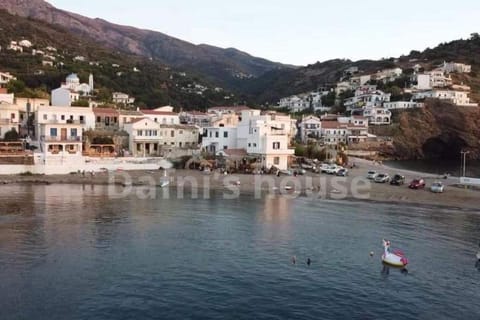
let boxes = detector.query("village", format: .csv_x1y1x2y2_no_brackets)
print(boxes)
0,37,478,176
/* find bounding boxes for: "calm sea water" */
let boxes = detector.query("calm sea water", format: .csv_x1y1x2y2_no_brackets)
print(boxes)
385,159,480,178
0,185,479,320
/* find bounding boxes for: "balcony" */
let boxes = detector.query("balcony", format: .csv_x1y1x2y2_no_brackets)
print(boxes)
40,119,86,125
0,119,17,125
41,135,82,142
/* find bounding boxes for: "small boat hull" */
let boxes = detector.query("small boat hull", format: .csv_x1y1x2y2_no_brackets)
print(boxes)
382,254,408,267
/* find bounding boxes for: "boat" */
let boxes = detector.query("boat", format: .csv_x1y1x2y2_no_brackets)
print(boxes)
159,170,170,188
382,239,408,267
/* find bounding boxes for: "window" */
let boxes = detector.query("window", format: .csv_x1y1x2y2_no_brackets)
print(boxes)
248,143,251,147
223,146,227,150
215,131,219,138
137,130,143,136
253,143,257,147
71,128,77,137
96,116,101,123
223,131,228,138
43,114,47,120
209,131,212,138
50,128,57,137
171,130,174,138
61,115,65,120
272,142,280,150
179,142,182,147
10,113,15,119
154,118,158,122
179,130,183,134
274,157,280,165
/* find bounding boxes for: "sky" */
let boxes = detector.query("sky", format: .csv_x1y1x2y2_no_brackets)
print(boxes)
48,0,480,66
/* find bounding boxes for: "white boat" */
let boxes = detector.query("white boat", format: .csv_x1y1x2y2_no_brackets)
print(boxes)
382,239,408,267
159,170,170,188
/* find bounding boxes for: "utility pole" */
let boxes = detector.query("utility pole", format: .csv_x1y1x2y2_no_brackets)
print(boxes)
460,150,470,177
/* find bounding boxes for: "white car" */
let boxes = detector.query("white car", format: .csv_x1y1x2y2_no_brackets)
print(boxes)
319,163,332,173
430,182,445,193
374,173,390,183
366,170,377,179
325,165,343,174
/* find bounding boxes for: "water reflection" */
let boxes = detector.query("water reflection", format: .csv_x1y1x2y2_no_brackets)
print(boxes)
381,263,408,276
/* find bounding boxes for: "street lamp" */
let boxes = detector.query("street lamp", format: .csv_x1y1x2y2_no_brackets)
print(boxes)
460,150,470,177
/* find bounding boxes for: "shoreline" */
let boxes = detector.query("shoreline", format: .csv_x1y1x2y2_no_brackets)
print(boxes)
0,162,479,210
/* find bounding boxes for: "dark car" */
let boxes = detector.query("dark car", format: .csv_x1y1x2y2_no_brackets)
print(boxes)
390,174,405,185
409,178,426,189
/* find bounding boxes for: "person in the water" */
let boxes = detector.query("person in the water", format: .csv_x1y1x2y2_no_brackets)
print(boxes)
291,256,296,264
307,258,311,266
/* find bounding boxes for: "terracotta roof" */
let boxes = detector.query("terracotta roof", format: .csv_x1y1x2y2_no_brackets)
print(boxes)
321,121,349,129
160,124,198,130
222,148,247,157
208,106,250,111
93,107,119,115
118,110,143,116
140,109,178,116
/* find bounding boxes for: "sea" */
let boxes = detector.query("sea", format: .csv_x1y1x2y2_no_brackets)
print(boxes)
0,184,479,320
385,159,480,178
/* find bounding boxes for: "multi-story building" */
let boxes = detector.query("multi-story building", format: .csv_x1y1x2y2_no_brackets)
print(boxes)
320,116,369,145
112,92,135,105
159,124,199,150
344,89,391,111
0,102,20,138
124,118,162,157
0,72,16,88
362,108,392,125
383,101,425,110
202,110,295,170
442,62,471,74
140,109,180,125
300,115,322,143
93,108,119,130
412,90,478,107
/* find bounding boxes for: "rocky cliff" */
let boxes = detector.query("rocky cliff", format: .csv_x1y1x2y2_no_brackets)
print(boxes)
382,100,480,160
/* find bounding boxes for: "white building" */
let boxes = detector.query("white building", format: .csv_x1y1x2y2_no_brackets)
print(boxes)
374,67,403,83
344,89,391,111
19,40,32,48
159,124,199,150
60,73,93,95
383,101,425,110
180,111,212,127
35,106,95,140
112,92,135,105
140,109,180,125
362,108,392,125
300,115,322,143
51,88,80,107
415,74,432,90
0,102,20,138
412,90,478,107
0,72,16,87
320,117,369,145
442,62,471,74
278,91,328,112
202,110,295,170
0,88,14,104
427,69,452,88
124,118,162,157
7,41,23,52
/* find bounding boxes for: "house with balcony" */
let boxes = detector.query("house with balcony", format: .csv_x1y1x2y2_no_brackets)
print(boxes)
124,118,162,157
180,111,213,127
300,115,322,143
159,124,200,153
320,116,369,145
344,89,391,112
35,106,94,164
112,92,135,105
93,108,119,130
201,109,295,170
412,90,478,107
362,108,392,125
118,110,144,129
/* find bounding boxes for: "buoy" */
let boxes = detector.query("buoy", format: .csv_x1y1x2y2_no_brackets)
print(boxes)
370,251,374,257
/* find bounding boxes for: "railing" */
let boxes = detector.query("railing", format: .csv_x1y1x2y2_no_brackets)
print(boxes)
41,135,82,142
40,119,86,124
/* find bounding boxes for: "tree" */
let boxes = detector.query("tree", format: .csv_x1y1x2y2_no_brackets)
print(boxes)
321,91,336,107
4,129,19,141
7,79,26,94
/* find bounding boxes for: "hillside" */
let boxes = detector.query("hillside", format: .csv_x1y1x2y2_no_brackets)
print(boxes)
0,9,234,109
242,35,480,105
1,0,289,89
374,100,480,160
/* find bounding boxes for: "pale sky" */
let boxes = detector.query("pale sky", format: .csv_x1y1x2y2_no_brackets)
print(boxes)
48,0,479,66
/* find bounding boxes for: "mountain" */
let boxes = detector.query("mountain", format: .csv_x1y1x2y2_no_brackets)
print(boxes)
0,9,235,109
1,0,289,88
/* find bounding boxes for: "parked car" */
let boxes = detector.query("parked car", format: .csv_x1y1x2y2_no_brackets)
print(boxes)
390,174,405,185
290,167,306,176
374,173,390,183
409,178,426,189
336,168,349,176
430,181,445,193
366,170,377,179
319,163,332,173
277,169,293,176
325,165,342,175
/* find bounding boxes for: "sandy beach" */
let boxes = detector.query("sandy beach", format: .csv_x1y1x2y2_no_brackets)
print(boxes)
0,158,478,210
